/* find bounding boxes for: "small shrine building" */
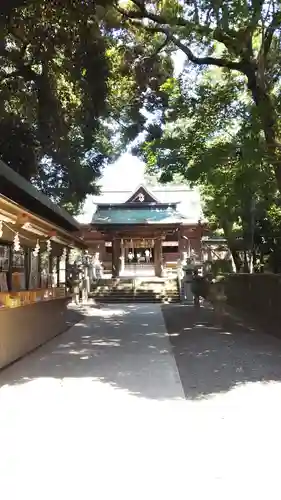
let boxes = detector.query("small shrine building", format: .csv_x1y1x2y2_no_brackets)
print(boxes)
80,184,205,277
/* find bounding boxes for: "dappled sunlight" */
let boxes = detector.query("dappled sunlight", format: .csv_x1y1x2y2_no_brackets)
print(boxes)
162,303,281,400
2,300,281,408
198,379,281,412
2,303,281,499
91,338,121,347
88,306,129,318
0,303,185,402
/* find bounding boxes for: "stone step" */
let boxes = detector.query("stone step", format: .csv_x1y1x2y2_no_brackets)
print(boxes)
91,287,179,293
90,277,180,303
93,293,179,298
91,289,179,295
94,297,179,303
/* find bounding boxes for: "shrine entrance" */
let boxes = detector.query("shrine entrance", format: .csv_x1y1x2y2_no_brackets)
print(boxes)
124,238,154,263
87,183,204,279
121,238,155,277
109,233,164,278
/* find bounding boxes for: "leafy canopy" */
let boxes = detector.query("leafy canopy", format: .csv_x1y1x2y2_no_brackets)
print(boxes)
0,0,173,213
118,0,281,190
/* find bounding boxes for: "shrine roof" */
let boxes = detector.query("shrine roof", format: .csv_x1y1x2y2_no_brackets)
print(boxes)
77,182,203,224
92,204,187,225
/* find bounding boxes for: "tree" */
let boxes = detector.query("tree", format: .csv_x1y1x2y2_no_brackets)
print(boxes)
137,63,280,271
0,0,173,213
118,0,281,192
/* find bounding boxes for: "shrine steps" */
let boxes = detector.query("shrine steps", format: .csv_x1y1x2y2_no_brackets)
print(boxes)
90,278,180,304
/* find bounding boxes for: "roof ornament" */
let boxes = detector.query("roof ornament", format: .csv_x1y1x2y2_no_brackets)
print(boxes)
134,192,144,202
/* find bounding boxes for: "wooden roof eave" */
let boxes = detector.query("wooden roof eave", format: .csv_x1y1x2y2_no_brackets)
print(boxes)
0,194,85,249
94,202,179,209
92,223,182,237
0,159,80,231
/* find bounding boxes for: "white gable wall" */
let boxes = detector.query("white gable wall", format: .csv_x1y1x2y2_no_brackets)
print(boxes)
76,184,203,224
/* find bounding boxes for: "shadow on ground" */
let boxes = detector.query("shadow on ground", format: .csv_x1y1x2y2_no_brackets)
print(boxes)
2,301,281,401
0,303,183,401
162,303,281,400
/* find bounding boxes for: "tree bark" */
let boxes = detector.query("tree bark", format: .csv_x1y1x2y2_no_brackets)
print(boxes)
222,221,242,272
243,250,250,273
230,248,242,273
245,64,281,191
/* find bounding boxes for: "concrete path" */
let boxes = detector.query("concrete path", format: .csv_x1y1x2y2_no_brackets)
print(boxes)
0,304,186,500
1,303,281,499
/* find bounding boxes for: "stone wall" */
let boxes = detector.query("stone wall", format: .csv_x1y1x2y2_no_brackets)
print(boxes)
223,273,281,336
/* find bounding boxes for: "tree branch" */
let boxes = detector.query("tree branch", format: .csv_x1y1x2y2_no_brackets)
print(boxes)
115,0,191,27
263,10,281,56
117,8,245,73
165,31,245,71
152,35,169,56
250,0,265,24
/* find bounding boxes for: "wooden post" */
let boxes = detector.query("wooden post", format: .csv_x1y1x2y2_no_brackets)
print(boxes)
48,253,53,288
120,239,125,273
65,248,70,291
178,229,184,261
38,251,42,288
154,238,162,277
56,256,60,287
24,247,30,290
112,238,121,278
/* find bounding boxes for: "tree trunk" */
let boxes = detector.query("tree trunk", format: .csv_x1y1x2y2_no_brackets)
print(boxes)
222,221,242,272
245,64,281,191
243,250,250,273
229,248,242,273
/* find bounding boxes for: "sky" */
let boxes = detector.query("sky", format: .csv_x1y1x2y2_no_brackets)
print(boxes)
76,150,203,225
76,51,188,224
76,153,146,223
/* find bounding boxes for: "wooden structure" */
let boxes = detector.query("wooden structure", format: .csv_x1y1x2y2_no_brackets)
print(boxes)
0,160,85,369
80,184,204,277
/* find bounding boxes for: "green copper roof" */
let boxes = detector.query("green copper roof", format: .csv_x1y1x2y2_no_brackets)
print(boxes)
92,206,186,225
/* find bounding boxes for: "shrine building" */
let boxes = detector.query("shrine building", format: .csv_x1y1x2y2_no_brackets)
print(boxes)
79,184,205,277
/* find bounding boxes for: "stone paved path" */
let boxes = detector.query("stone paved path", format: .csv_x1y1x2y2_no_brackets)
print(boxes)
0,302,281,499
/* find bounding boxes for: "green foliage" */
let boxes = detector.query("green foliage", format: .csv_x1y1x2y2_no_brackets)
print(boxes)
113,0,281,271
138,60,281,270
5,0,281,219
1,0,174,213
119,0,281,190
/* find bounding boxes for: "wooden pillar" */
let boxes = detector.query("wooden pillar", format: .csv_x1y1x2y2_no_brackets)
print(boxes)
179,228,190,262
120,239,125,273
65,248,70,290
56,256,60,287
38,251,42,288
24,247,30,290
154,238,162,277
178,229,184,261
48,253,53,288
112,238,121,278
